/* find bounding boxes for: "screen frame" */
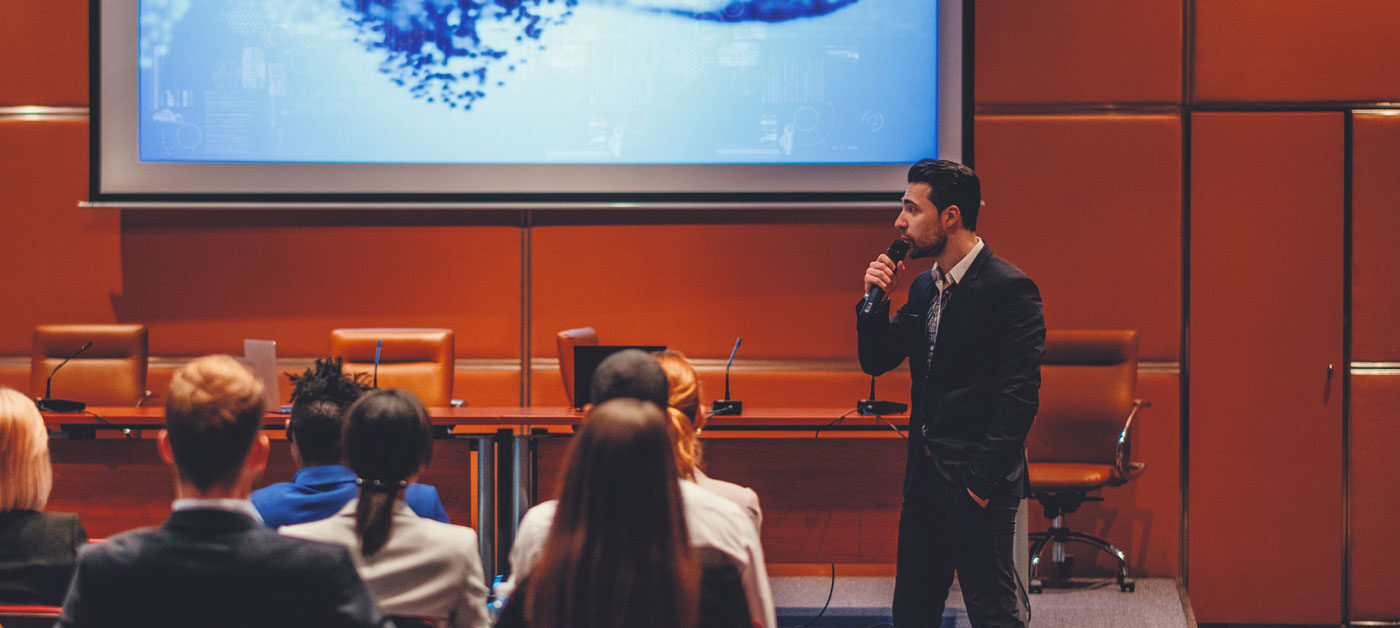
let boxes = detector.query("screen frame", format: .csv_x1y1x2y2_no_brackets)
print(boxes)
90,1,972,207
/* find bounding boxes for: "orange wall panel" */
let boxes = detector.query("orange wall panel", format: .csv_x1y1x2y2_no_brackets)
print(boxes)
1189,112,1344,624
1352,112,1400,361
529,217,904,362
974,114,1182,361
977,0,1182,104
112,216,521,358
1194,1,1400,103
0,120,121,353
0,1,88,105
1350,373,1400,621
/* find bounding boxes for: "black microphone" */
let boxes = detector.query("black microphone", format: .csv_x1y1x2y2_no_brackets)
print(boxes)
372,338,382,388
711,337,743,416
860,239,911,315
857,375,907,416
36,341,94,413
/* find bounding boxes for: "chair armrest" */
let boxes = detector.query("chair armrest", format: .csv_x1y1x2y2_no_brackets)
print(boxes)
1115,399,1149,479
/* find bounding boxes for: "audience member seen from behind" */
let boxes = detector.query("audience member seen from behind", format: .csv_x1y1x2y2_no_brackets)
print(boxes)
506,349,778,628
251,357,450,528
57,355,389,628
282,389,490,628
0,387,87,605
496,398,750,628
653,350,763,532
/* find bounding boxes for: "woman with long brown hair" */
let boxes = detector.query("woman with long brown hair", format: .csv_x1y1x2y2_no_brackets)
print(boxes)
281,389,489,627
497,398,751,628
653,350,763,531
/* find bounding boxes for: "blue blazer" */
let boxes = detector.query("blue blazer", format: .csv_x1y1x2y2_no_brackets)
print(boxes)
252,465,451,529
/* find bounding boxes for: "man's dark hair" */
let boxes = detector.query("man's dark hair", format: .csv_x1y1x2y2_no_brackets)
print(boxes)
286,357,372,466
908,159,981,231
590,349,670,410
164,355,266,491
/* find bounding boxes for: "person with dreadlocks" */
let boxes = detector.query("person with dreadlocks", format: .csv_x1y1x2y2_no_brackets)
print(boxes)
251,357,450,528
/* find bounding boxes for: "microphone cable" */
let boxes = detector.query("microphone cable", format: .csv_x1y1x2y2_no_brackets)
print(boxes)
780,562,835,628
813,409,857,439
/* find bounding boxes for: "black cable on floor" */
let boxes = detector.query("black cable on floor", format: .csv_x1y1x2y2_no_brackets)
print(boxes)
781,562,836,628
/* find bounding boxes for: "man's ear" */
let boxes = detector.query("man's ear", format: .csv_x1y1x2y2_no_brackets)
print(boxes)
246,433,271,474
157,429,176,466
943,204,962,229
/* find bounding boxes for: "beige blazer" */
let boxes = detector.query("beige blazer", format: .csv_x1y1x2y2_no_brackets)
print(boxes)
281,500,490,628
694,468,763,533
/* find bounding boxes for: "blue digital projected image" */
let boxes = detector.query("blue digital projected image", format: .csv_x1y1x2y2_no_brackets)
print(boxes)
138,0,939,165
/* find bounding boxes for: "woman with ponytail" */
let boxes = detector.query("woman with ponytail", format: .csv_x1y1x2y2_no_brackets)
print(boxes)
282,389,489,628
653,351,763,532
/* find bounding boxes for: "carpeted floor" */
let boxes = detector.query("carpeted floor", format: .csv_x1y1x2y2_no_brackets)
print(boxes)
773,575,1192,628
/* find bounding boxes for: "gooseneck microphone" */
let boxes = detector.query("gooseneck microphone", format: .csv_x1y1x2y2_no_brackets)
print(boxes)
860,239,911,315
711,337,743,416
857,375,908,416
372,338,382,388
36,341,94,413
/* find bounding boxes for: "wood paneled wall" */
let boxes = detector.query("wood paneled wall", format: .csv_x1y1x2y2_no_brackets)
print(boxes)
6,2,1400,623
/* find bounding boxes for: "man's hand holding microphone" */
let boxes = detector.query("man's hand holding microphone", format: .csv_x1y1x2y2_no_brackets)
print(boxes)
861,240,911,314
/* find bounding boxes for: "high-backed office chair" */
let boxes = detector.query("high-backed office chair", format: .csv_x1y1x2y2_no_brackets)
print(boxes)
331,328,454,407
555,327,598,406
30,324,150,406
1025,329,1146,593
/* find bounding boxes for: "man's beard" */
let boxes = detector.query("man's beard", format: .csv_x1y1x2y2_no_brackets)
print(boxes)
908,235,946,260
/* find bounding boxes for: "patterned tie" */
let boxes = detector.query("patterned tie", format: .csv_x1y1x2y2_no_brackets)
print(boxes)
926,271,954,370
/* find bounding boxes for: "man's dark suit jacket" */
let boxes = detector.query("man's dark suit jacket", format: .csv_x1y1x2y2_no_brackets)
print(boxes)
857,245,1045,499
57,508,391,628
0,510,86,604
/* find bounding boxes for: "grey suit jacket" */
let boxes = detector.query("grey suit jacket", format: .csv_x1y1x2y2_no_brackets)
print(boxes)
281,500,490,628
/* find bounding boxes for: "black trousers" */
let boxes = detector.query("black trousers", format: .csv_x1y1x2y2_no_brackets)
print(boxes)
892,458,1023,628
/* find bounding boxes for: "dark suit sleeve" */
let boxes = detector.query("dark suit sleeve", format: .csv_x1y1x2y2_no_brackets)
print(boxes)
856,291,916,377
56,542,102,628
965,274,1045,496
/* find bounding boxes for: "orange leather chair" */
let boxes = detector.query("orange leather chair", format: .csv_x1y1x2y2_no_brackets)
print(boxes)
330,328,454,407
1025,330,1146,593
555,327,598,406
30,324,149,406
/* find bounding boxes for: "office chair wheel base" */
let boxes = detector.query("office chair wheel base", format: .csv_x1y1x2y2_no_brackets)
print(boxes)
1119,578,1135,593
1028,579,1043,594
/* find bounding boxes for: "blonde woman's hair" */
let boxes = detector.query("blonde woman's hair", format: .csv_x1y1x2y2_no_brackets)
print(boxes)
0,387,54,511
652,350,703,480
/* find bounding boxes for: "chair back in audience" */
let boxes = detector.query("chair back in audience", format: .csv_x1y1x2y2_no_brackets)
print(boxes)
30,324,149,406
331,328,454,407
555,327,598,406
0,604,62,628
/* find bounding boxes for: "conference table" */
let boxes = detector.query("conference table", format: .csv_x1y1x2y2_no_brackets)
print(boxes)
43,406,910,574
